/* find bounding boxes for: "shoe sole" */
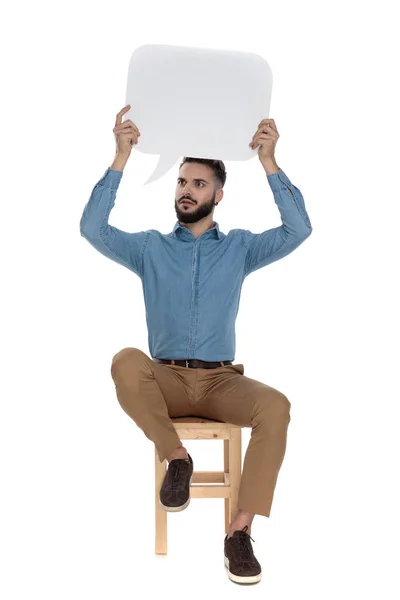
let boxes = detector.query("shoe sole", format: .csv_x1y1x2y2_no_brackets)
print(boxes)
224,556,262,584
159,475,193,512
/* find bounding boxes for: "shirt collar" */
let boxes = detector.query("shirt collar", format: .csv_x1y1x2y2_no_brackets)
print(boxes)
172,220,221,239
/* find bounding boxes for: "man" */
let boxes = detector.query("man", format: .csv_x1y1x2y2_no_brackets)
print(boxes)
80,106,312,584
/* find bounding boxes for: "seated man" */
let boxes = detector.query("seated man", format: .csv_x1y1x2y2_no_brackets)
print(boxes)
80,105,313,585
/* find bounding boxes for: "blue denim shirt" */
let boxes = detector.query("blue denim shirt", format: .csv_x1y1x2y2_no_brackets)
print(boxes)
80,167,312,361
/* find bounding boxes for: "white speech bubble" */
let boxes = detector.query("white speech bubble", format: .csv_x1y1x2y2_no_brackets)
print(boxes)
124,44,273,185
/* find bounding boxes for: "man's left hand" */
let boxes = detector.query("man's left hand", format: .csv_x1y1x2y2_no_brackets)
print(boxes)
249,119,279,163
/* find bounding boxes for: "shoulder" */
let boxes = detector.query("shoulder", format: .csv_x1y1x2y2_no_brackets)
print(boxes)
226,228,255,249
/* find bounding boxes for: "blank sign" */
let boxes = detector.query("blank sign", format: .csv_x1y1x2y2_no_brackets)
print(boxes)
124,44,273,184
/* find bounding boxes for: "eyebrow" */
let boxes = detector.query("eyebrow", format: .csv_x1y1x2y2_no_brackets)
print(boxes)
177,177,209,184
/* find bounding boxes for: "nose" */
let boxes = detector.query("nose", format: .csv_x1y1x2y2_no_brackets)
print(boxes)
181,189,193,200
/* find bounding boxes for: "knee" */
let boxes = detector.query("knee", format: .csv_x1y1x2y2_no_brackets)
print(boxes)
274,392,291,419
277,392,291,413
279,392,292,422
253,391,291,423
110,347,147,375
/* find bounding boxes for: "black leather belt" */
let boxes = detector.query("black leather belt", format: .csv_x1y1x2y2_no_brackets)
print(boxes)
153,358,233,369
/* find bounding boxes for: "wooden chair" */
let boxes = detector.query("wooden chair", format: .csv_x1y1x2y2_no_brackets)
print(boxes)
155,417,242,554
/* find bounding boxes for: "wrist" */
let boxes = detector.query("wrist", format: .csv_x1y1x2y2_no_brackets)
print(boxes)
110,153,130,172
260,158,280,175
115,151,131,160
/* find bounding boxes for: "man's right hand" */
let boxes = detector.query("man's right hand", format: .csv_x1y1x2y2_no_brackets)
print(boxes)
113,105,141,156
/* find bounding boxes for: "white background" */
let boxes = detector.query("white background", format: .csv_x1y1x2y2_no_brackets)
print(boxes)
1,0,399,597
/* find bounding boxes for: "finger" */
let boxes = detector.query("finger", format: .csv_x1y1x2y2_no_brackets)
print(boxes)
124,119,140,135
258,118,278,132
251,125,269,142
122,118,140,135
256,133,278,141
114,127,137,140
114,121,140,135
254,123,278,139
113,119,141,135
252,126,274,140
250,130,278,146
257,121,278,137
113,123,133,132
115,105,131,127
250,132,278,147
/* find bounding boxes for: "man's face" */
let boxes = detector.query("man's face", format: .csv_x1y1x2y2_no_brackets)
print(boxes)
174,162,221,224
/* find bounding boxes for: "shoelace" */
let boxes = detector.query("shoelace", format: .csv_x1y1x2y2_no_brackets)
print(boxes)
230,526,256,561
169,458,190,490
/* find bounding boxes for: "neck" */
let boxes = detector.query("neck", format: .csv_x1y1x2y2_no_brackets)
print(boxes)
179,217,215,239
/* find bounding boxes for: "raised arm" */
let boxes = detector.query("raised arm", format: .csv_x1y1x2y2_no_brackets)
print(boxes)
79,105,148,278
242,168,312,277
80,166,149,278
243,122,312,276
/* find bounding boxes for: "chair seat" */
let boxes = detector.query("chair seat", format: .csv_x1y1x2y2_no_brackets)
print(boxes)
171,416,241,439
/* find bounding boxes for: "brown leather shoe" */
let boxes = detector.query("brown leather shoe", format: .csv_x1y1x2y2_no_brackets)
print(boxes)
159,453,193,512
224,525,262,584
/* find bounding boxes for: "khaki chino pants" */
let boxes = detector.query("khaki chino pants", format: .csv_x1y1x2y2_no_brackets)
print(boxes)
110,348,291,517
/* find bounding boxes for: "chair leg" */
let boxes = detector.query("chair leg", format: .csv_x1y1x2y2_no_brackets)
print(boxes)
155,448,167,554
224,439,230,534
229,428,242,523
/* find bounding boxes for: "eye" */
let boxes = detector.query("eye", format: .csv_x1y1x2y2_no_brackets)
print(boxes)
177,181,205,187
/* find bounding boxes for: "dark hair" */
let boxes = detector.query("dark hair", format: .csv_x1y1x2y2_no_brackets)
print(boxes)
179,157,227,189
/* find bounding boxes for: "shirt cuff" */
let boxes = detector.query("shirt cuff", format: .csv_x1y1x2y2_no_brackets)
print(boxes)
97,167,124,190
266,169,293,193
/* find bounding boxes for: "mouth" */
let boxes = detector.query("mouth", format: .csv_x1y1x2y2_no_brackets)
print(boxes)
180,200,195,206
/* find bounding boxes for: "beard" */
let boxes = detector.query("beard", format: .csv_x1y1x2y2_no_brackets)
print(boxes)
174,190,217,224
